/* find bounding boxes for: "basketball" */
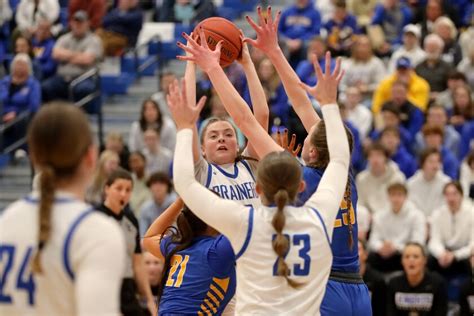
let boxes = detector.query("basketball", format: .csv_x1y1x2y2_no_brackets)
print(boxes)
194,17,242,68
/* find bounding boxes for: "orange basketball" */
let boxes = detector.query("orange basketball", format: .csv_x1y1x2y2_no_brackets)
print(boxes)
194,17,242,68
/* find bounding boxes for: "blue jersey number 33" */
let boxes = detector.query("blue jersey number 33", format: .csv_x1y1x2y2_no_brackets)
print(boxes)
0,244,35,306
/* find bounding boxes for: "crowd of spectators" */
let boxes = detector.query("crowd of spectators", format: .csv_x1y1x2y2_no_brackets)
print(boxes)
0,0,473,314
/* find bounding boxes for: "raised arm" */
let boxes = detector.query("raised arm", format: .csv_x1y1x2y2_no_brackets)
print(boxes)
142,198,184,259
302,52,349,240
178,30,281,159
244,7,320,132
167,79,252,253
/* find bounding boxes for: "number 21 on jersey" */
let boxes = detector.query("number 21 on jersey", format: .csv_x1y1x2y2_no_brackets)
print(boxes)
165,254,190,288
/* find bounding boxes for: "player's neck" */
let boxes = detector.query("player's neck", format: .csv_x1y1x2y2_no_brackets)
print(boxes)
407,271,424,287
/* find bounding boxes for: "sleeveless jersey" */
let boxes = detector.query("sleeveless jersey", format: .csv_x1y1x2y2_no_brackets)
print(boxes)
195,158,260,208
234,205,332,315
159,235,236,315
298,166,360,273
0,192,125,316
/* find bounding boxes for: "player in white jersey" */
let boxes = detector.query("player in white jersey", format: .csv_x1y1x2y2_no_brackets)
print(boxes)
166,49,349,314
177,40,269,209
0,104,126,316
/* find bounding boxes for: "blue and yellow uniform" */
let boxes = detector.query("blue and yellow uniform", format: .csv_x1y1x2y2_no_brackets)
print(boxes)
298,166,372,315
159,235,236,315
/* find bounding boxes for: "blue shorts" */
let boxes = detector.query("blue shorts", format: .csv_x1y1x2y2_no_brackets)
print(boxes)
321,279,372,316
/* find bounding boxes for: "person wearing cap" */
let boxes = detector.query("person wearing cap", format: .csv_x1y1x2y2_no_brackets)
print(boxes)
68,0,106,30
372,56,430,114
41,10,103,109
415,33,453,97
388,24,426,73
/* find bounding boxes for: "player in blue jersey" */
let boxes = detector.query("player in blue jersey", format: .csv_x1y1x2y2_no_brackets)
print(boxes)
143,198,236,315
178,6,371,315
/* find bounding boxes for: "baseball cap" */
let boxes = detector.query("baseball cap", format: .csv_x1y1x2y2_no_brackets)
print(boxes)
403,24,421,38
72,10,89,22
396,57,412,69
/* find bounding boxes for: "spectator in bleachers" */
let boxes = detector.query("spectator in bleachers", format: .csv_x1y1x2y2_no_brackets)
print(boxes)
68,0,106,30
449,85,474,134
139,172,176,237
41,11,103,105
370,0,413,53
343,86,373,139
143,251,164,302
379,127,417,178
428,181,473,277
368,183,426,273
387,242,448,315
457,43,474,90
388,24,426,73
460,121,474,160
278,0,321,67
435,71,468,111
459,150,474,199
86,149,120,206
339,104,365,171
151,71,177,119
358,239,387,316
315,0,335,24
0,54,40,149
415,34,452,98
339,35,386,104
372,57,430,114
128,151,151,217
379,81,425,137
97,0,143,56
129,98,176,153
407,148,451,218
347,0,378,28
416,0,455,40
157,0,216,24
14,35,42,78
103,131,130,170
370,103,413,151
356,143,406,213
15,0,60,38
421,123,460,179
459,16,474,58
0,0,12,61
324,0,360,57
31,19,57,79
415,105,461,156
142,128,173,176
434,16,463,66
296,36,335,87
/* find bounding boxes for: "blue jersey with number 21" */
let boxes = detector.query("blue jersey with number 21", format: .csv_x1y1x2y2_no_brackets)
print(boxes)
159,235,236,315
298,166,359,273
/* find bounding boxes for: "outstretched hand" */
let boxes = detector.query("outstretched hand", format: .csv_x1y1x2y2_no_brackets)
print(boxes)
167,78,207,130
300,52,344,106
243,6,281,55
276,129,302,157
177,29,223,73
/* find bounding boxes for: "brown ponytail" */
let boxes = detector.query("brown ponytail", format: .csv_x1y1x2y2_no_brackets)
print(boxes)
32,166,55,273
257,151,302,287
272,189,299,288
344,176,354,250
27,102,93,274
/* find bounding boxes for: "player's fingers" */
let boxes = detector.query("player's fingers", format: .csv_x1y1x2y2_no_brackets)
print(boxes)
242,37,258,47
275,130,282,146
274,10,281,29
324,51,331,76
282,129,289,148
311,54,324,80
215,40,224,53
289,133,296,151
177,41,196,55
182,32,199,48
267,6,273,25
199,27,209,50
257,6,265,26
293,144,302,156
180,77,187,103
196,96,207,113
333,57,342,78
245,15,260,32
176,55,195,62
